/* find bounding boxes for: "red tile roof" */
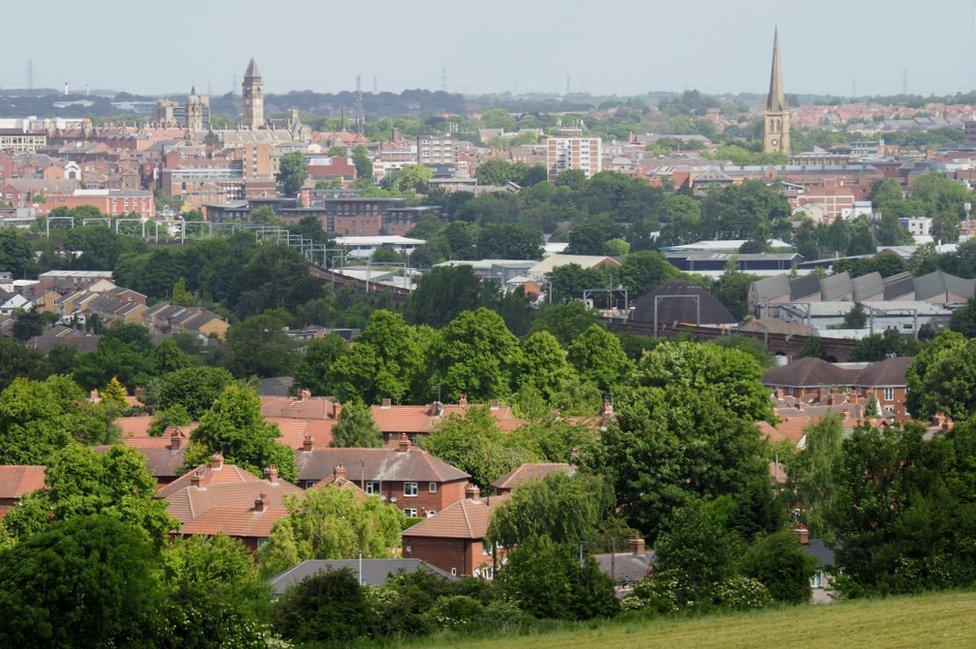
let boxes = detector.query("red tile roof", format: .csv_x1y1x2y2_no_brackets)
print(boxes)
402,494,507,540
370,403,521,434
117,415,153,437
0,465,46,499
179,506,289,538
156,457,261,499
260,395,337,419
268,417,335,449
491,463,575,491
162,474,303,525
295,444,469,484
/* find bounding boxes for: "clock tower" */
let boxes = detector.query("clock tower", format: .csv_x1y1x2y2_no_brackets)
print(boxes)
763,28,790,156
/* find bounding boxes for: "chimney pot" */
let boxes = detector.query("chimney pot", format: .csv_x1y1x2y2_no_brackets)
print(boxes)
210,452,223,470
263,466,279,484
169,430,183,450
254,493,266,512
334,463,346,480
489,399,500,410
465,483,480,502
601,399,614,416
332,402,342,420
458,394,468,406
381,397,392,408
190,469,204,489
793,526,810,545
302,434,313,452
398,433,411,453
628,537,646,555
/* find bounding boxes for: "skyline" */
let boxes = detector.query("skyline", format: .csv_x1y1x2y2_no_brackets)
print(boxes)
3,0,976,97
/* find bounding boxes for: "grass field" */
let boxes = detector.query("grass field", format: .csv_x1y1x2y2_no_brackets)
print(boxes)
408,591,976,649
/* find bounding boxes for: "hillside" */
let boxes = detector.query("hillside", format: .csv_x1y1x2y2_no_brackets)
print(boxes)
411,591,976,649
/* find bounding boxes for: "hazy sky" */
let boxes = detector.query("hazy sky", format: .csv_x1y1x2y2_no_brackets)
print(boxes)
4,0,976,97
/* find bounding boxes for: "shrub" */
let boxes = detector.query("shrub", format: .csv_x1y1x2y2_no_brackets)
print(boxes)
715,576,773,610
426,595,485,632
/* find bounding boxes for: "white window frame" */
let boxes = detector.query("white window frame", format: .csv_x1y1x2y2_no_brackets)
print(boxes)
403,508,418,517
403,482,419,497
364,481,380,495
883,387,894,402
428,481,438,493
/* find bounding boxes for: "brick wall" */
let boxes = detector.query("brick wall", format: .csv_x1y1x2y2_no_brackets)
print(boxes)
402,535,494,577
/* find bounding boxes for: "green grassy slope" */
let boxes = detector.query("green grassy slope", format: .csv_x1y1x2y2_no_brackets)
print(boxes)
410,591,976,649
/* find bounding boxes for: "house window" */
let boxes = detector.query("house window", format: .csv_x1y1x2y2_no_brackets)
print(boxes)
404,482,418,496
404,508,418,517
483,543,493,556
883,388,894,402
481,566,493,580
428,482,438,493
451,568,458,576
364,481,380,495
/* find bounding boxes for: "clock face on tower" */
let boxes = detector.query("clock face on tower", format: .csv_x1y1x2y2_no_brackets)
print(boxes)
770,138,779,147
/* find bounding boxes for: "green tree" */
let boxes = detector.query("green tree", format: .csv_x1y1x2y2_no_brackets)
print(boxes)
0,376,114,465
259,487,404,578
102,376,128,410
10,309,50,341
738,532,816,604
155,365,234,420
170,277,195,306
476,223,543,259
185,384,298,483
530,301,599,345
384,164,432,192
799,335,825,359
905,331,975,419
842,302,868,329
618,251,680,296
148,338,197,374
351,145,373,181
270,568,378,643
636,341,772,422
221,313,299,378
2,445,174,546
0,516,163,649
276,151,308,196
421,407,534,490
0,336,48,390
848,330,920,362
331,400,382,448
488,472,615,548
425,308,522,401
0,226,32,277
601,385,770,540
950,297,976,337
294,333,347,395
789,414,843,538
405,265,496,328
516,331,581,406
566,324,635,395
498,535,618,621
159,534,273,649
148,403,191,437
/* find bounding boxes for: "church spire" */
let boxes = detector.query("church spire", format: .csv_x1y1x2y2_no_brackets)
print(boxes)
766,27,786,112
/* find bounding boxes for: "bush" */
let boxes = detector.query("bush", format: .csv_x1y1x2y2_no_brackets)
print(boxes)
738,531,816,604
426,595,485,632
715,576,773,610
270,568,378,643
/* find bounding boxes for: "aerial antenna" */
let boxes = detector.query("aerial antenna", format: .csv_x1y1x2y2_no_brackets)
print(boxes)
355,75,364,136
372,76,378,93
566,74,571,96
26,59,34,91
441,66,448,92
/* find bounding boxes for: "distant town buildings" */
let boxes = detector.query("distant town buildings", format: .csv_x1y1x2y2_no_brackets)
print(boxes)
545,127,602,180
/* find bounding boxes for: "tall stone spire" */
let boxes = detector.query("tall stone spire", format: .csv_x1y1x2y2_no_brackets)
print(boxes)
766,27,786,112
240,58,264,130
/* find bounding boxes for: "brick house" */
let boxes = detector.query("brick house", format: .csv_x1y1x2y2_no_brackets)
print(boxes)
159,454,304,551
402,484,505,578
0,465,45,517
371,398,522,446
294,435,469,518
762,355,913,419
96,428,187,485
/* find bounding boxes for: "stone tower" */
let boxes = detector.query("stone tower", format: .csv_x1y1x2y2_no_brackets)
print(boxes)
240,58,264,130
185,86,207,132
762,28,790,156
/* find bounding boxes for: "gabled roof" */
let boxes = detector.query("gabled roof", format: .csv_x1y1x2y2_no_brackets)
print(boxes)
852,272,884,301
0,465,45,500
789,273,821,301
95,438,186,480
370,403,521,434
883,272,915,300
402,495,506,540
914,270,976,301
179,506,287,539
820,271,852,301
260,395,337,420
751,274,790,302
294,445,469,484
163,474,303,525
157,460,261,499
270,559,454,594
491,463,574,491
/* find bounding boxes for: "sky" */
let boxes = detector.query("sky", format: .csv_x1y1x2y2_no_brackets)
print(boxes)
3,0,976,98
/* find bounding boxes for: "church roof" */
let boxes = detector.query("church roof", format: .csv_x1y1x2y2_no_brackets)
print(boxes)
244,58,261,79
766,28,787,112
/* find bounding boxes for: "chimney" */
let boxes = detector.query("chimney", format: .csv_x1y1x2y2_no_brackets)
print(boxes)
489,399,500,411
398,433,411,454
465,483,481,502
332,402,342,420
334,463,346,480
190,469,205,489
89,389,101,404
169,430,183,451
263,466,279,484
210,452,223,470
298,388,311,401
458,393,468,407
849,390,859,405
774,387,783,399
793,526,810,545
253,493,266,512
302,434,313,452
628,537,646,555
381,397,392,409
601,399,614,416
